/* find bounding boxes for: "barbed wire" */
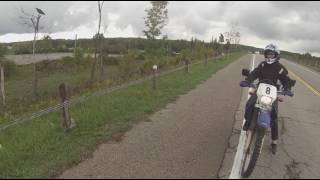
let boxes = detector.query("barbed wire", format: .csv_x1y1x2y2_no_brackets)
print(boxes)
0,56,222,132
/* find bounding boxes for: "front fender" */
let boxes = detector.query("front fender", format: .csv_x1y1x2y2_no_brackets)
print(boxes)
257,110,271,128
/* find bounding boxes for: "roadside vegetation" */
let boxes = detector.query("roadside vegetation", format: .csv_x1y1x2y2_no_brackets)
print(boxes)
0,37,254,125
0,51,245,178
0,1,253,178
281,50,320,71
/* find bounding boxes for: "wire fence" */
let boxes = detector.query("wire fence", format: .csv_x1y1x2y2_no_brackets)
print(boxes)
0,56,222,132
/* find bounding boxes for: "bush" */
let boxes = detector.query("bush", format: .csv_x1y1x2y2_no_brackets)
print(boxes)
73,48,85,64
156,57,169,70
140,59,154,75
62,56,91,69
12,42,32,54
36,59,51,71
36,59,63,74
103,56,119,65
1,60,17,77
36,55,91,74
171,56,182,67
136,52,145,61
118,55,139,79
0,44,7,58
62,56,76,65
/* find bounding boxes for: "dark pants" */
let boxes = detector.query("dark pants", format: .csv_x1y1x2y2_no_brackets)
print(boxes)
244,94,279,141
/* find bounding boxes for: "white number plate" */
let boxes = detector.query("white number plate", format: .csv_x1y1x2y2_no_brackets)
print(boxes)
257,83,277,99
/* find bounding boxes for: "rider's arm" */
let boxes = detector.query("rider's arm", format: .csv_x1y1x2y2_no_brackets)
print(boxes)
245,62,262,83
278,65,291,90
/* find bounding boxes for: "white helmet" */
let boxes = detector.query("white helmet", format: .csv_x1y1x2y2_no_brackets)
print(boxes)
264,43,280,64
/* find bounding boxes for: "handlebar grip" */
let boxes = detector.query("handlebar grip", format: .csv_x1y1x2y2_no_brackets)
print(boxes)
240,81,251,87
278,91,294,97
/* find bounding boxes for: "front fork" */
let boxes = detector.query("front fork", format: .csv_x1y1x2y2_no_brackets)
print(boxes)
244,109,258,153
244,108,271,152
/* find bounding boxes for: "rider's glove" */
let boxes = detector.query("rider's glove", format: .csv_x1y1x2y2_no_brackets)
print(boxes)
283,90,294,97
240,80,251,87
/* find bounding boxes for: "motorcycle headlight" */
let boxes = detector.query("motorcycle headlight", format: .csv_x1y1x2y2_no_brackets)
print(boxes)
260,96,272,105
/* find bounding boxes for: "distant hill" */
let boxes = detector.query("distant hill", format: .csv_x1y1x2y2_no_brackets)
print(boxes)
1,37,259,55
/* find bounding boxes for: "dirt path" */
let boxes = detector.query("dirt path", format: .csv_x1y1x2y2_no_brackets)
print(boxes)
59,55,251,178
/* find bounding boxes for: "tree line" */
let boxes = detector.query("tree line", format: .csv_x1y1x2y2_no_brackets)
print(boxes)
0,1,251,103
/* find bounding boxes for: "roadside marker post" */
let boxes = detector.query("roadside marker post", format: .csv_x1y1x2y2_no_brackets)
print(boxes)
153,65,158,90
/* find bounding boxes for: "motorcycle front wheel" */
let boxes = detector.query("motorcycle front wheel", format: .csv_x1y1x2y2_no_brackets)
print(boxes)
241,126,266,178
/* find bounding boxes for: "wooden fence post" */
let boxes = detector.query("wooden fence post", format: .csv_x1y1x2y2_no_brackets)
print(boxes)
185,59,190,74
0,64,5,107
205,54,208,65
59,83,75,131
33,63,38,98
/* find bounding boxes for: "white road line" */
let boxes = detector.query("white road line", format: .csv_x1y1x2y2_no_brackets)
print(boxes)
229,54,255,179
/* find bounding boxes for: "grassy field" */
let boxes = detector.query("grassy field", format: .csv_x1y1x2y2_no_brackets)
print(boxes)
0,52,196,124
0,52,245,178
0,57,125,125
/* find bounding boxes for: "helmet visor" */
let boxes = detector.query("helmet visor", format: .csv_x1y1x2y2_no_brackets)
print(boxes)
265,50,276,58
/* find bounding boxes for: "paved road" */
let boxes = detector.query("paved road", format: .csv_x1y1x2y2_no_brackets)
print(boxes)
5,53,72,65
282,58,320,92
59,55,251,178
5,53,123,65
219,55,320,179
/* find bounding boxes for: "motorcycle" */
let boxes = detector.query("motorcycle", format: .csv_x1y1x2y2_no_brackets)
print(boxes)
239,68,295,178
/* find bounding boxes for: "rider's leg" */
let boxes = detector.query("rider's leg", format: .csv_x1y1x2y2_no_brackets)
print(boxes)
271,101,279,142
271,101,279,154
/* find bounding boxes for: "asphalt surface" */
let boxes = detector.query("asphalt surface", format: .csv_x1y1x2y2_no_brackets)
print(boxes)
219,54,320,179
5,53,72,65
59,55,251,178
5,53,122,65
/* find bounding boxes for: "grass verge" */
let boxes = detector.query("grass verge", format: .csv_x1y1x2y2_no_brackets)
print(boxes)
0,52,245,178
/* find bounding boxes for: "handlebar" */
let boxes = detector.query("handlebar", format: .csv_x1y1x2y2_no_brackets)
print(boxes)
240,81,294,97
277,91,294,97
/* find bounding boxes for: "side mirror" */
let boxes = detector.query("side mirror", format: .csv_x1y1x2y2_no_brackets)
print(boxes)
242,68,250,77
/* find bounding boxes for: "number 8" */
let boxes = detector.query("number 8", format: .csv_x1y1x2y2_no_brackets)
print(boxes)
266,87,271,94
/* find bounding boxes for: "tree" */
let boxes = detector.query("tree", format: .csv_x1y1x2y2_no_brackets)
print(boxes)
210,37,214,48
219,33,224,44
19,8,46,98
90,1,104,84
42,35,51,40
143,1,168,40
224,22,241,49
73,47,85,64
38,35,53,53
225,40,231,52
12,42,32,54
0,44,7,106
0,44,6,59
234,32,241,48
212,38,220,56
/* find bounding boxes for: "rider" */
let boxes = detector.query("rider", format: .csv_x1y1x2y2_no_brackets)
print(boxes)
241,43,294,155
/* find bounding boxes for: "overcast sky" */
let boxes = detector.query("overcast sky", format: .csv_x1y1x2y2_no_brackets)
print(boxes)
1,1,320,56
